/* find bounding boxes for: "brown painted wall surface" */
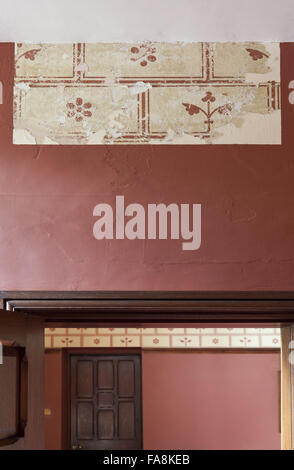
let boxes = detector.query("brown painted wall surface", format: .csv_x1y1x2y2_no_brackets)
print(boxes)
0,43,294,290
142,351,281,450
44,351,63,450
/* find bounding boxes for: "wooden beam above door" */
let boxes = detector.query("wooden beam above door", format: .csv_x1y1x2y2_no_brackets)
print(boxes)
1,291,294,324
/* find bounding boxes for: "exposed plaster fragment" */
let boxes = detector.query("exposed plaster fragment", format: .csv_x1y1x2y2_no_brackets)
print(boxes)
13,42,281,145
14,118,59,144
244,43,280,84
161,129,206,145
13,128,36,144
211,111,281,145
129,81,152,95
76,63,89,73
87,129,109,144
14,81,30,93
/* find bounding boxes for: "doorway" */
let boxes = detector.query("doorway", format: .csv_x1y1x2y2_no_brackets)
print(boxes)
45,335,281,450
69,352,142,450
2,290,294,450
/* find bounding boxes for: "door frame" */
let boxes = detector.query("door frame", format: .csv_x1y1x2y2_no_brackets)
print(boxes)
2,290,294,450
65,348,142,450
2,290,294,323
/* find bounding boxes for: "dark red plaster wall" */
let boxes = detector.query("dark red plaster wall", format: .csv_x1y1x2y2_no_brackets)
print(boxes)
0,43,294,290
142,351,281,450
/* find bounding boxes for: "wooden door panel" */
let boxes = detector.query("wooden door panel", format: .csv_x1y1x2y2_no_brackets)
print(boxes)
70,354,141,450
77,361,93,397
98,410,114,439
118,402,135,439
97,391,114,407
118,360,135,396
97,360,114,389
77,402,94,439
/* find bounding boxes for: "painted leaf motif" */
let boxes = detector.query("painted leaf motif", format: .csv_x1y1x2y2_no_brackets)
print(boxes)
218,104,232,115
24,49,41,61
182,103,201,115
246,48,269,61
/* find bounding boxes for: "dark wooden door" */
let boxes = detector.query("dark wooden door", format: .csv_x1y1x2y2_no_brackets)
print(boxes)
70,354,142,450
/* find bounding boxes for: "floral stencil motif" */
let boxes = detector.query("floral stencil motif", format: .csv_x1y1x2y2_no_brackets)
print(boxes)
61,337,73,346
45,327,281,349
240,337,252,347
66,97,92,122
120,337,133,347
15,46,42,69
180,337,192,347
182,92,232,133
130,43,157,67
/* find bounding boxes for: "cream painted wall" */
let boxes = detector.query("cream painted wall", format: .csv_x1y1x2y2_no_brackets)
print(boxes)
0,0,293,42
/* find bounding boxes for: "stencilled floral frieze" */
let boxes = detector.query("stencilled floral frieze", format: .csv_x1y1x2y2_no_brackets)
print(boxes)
44,327,281,349
13,42,281,145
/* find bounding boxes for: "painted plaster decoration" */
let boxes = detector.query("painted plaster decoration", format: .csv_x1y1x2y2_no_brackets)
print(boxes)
66,97,92,121
15,44,41,69
182,91,233,136
130,42,157,67
245,48,269,61
44,327,281,349
13,42,281,145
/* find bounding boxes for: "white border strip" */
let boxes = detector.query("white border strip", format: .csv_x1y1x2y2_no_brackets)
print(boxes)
0,0,294,42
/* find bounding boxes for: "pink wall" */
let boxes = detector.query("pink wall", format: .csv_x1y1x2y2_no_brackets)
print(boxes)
0,43,294,290
45,350,280,450
142,351,281,450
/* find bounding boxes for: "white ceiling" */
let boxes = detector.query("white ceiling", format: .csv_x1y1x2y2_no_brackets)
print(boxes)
0,0,293,42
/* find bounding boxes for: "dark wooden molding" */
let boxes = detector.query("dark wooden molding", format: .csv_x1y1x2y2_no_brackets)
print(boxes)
141,348,280,353
0,346,28,447
46,347,279,355
1,291,294,323
2,290,294,300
